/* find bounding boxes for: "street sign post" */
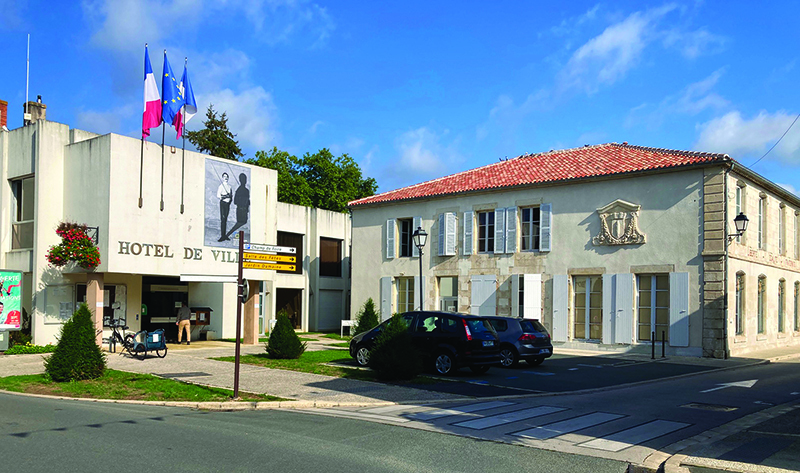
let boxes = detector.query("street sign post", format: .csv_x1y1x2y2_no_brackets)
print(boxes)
243,243,296,254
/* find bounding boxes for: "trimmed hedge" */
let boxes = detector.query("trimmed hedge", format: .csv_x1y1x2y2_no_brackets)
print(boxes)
4,343,56,355
44,303,107,381
265,311,306,359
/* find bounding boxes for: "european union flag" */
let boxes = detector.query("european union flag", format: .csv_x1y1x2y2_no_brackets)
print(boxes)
161,51,185,126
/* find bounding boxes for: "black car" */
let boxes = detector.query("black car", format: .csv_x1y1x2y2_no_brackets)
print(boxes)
485,316,553,367
349,311,501,375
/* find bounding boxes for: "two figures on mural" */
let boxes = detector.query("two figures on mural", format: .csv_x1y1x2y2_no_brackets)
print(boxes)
216,172,250,242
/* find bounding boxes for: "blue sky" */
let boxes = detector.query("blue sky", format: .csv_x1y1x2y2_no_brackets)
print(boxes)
1,1,799,194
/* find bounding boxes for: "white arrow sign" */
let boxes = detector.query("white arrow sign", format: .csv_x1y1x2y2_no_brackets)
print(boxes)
701,379,758,393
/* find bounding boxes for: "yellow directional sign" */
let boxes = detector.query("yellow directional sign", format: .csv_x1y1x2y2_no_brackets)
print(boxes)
243,261,296,271
242,252,296,263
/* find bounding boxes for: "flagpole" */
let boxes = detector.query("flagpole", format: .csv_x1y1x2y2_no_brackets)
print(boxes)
160,122,165,212
180,57,187,215
139,43,147,209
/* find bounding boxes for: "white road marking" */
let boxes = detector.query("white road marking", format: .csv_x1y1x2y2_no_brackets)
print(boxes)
453,406,566,430
577,364,604,369
580,420,690,452
700,379,758,393
791,392,799,395
568,368,579,371
407,401,516,421
361,405,422,415
523,371,555,376
303,409,412,424
513,412,625,440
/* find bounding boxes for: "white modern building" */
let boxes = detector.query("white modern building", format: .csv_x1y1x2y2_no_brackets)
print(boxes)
348,143,800,358
0,98,350,346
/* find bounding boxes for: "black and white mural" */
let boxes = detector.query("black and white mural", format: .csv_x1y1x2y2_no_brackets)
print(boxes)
204,158,251,248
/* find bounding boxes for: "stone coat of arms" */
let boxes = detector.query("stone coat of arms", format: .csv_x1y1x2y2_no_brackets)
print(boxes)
592,199,646,246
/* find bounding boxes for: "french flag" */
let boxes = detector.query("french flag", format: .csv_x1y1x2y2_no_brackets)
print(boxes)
142,44,162,138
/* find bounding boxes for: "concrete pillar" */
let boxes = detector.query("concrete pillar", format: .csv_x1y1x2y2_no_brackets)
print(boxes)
243,279,260,345
86,273,104,346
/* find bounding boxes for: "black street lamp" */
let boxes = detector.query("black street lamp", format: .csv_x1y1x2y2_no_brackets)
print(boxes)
727,212,749,243
412,226,428,310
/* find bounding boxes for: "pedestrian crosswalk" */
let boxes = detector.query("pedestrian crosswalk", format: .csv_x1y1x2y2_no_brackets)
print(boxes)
311,400,693,454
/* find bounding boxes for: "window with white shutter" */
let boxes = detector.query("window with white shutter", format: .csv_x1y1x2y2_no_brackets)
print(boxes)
463,211,474,255
505,207,517,253
412,216,422,257
386,219,396,259
494,208,506,254
540,203,552,252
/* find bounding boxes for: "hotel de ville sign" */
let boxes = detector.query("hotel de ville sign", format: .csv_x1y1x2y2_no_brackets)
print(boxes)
592,199,646,246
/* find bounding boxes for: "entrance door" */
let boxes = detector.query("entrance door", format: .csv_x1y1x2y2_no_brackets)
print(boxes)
276,288,302,329
142,277,188,341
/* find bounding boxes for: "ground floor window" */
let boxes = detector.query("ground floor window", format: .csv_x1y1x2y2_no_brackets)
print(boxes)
758,275,766,334
735,272,745,335
637,275,669,342
397,277,415,313
438,276,457,312
779,279,786,333
573,275,602,340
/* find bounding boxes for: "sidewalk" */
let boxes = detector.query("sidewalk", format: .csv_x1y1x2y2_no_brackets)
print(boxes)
1,337,798,473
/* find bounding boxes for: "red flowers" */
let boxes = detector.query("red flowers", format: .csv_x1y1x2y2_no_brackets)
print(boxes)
46,222,101,270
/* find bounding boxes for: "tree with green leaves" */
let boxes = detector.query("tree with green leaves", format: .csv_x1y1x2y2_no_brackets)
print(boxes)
247,147,377,212
44,303,106,382
186,105,244,161
353,298,380,336
266,310,306,359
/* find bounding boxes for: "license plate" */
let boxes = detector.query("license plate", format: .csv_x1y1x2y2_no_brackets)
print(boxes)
482,340,494,347
539,348,550,354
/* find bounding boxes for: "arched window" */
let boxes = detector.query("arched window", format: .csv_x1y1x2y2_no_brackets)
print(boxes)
758,275,767,334
735,272,745,335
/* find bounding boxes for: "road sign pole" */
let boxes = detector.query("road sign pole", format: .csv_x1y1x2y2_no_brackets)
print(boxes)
233,230,244,399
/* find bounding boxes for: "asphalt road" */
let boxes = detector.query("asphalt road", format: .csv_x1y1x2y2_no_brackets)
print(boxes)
0,393,627,473
376,354,721,397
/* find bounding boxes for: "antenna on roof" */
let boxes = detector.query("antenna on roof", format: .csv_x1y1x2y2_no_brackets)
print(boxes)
24,33,30,124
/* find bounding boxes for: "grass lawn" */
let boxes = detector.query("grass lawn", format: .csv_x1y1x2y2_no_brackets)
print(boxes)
213,350,437,384
322,333,351,341
327,342,350,348
0,369,288,402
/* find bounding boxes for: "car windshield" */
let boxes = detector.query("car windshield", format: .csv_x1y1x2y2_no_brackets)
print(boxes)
467,319,496,335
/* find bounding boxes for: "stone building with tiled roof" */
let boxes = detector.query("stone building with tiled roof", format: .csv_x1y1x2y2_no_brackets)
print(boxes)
348,143,800,358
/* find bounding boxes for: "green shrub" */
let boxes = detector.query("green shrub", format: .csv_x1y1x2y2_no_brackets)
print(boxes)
4,342,56,355
369,313,423,380
265,311,306,359
353,298,380,336
44,303,107,382
9,330,32,347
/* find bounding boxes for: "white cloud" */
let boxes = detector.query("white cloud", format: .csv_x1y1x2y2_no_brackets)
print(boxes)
0,0,27,29
308,120,324,135
625,69,730,129
663,28,727,59
778,183,799,196
201,86,279,150
373,127,463,190
76,103,139,135
694,110,800,163
547,4,601,37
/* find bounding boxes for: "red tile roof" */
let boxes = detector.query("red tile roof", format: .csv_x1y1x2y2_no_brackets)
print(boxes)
349,143,730,207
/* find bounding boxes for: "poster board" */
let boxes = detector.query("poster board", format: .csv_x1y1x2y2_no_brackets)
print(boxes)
0,270,22,330
44,285,75,325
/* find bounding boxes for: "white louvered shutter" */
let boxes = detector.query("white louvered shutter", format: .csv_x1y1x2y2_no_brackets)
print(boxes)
380,277,392,321
506,207,517,254
412,216,422,257
494,208,506,254
552,275,568,342
614,273,634,344
463,211,474,255
438,214,446,256
602,274,614,344
669,272,690,347
540,203,552,252
446,212,457,256
523,273,541,320
386,219,396,260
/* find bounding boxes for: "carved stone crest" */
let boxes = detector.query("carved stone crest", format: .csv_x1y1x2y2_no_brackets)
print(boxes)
592,199,646,246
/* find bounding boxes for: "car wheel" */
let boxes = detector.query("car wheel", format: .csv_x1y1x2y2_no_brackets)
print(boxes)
526,357,544,366
470,365,490,374
499,345,519,368
355,345,371,367
434,351,455,376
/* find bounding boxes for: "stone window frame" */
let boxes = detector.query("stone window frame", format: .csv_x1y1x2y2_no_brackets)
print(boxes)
757,274,767,335
735,271,745,336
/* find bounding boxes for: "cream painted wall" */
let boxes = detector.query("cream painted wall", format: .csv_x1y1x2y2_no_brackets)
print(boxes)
351,169,705,349
726,171,800,355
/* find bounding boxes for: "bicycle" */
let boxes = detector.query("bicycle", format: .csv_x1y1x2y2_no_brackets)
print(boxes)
107,314,135,354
